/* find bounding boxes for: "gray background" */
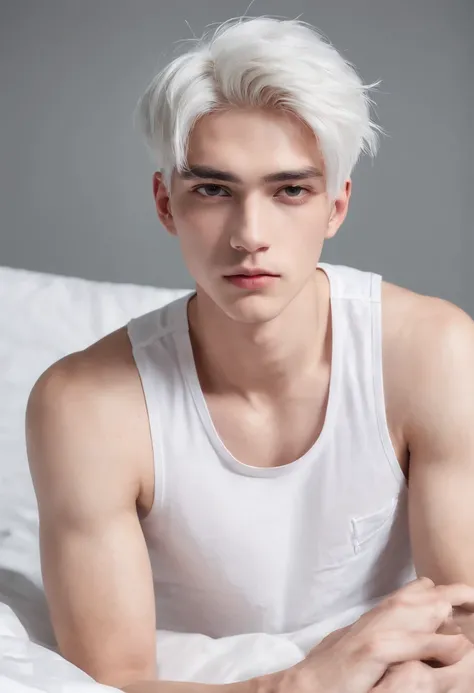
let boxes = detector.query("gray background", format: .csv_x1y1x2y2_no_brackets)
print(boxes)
1,0,472,315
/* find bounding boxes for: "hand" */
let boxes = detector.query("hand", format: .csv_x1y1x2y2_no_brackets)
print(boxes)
285,577,474,693
372,648,474,692
372,602,474,690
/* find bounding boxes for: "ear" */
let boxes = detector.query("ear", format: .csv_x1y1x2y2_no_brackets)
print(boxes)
325,179,352,240
153,172,178,236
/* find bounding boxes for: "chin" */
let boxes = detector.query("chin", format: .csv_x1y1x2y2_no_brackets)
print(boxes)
215,292,288,325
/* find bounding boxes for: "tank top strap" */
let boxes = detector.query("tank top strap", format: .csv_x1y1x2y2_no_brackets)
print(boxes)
318,262,378,301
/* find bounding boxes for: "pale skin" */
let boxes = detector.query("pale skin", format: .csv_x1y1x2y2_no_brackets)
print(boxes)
25,107,474,692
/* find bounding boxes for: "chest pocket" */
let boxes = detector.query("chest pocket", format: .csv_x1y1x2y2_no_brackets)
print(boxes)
350,497,399,555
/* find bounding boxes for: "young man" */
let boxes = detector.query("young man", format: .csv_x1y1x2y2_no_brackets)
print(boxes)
25,15,474,693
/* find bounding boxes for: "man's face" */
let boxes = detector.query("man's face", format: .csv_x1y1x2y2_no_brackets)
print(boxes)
153,107,351,324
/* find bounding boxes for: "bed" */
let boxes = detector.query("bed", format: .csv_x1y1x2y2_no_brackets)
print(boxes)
0,264,370,691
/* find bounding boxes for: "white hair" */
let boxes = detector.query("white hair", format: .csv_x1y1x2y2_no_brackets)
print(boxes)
135,15,383,199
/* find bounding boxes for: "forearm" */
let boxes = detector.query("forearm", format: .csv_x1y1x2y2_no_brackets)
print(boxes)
121,680,260,693
121,668,293,693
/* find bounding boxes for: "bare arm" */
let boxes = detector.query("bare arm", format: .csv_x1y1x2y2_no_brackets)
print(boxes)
404,300,474,632
121,677,278,693
25,354,278,693
25,354,158,688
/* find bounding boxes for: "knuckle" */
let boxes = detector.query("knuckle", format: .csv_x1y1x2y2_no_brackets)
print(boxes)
418,577,435,589
356,633,386,662
433,599,452,617
433,586,451,604
436,582,469,600
433,597,448,610
384,593,405,610
433,583,448,593
355,636,377,660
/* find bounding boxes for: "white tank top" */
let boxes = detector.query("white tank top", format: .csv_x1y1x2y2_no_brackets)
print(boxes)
126,263,416,640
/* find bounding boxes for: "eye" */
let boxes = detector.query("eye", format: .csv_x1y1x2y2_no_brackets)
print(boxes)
191,184,311,200
277,185,309,198
193,184,230,198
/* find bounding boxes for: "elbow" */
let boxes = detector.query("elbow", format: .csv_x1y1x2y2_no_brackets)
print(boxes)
94,665,159,692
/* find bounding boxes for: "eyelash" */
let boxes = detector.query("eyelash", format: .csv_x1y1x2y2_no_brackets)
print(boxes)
191,184,312,200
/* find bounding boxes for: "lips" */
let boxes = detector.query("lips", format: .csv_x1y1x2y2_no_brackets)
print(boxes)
224,273,279,289
224,270,279,278
229,273,274,278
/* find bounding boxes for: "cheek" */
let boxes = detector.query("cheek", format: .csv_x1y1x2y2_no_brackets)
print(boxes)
174,218,223,274
290,219,327,256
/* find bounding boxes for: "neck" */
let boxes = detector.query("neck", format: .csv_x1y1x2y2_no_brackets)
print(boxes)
187,269,331,400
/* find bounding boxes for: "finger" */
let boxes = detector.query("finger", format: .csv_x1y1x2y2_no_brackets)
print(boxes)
393,580,474,610
373,662,434,692
437,618,463,636
433,652,474,690
383,585,474,633
373,632,472,667
433,583,474,611
355,595,450,637
379,596,454,633
399,582,474,608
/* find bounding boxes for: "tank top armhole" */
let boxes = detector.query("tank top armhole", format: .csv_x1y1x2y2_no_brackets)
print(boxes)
126,327,166,519
370,273,406,485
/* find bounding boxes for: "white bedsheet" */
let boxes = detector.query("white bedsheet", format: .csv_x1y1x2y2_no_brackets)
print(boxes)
0,265,373,691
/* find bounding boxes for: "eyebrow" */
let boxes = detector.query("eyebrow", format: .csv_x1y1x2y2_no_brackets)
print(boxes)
178,165,324,184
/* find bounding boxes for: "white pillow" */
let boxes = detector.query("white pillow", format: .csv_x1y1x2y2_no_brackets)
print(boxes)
0,265,189,648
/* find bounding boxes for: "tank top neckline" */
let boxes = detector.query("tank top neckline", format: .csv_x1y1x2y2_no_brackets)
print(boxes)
171,263,342,477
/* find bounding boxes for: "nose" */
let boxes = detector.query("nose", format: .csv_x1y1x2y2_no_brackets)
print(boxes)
229,200,270,254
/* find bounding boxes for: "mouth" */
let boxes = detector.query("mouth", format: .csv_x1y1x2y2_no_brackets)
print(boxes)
223,272,280,289
224,269,280,278
226,273,277,278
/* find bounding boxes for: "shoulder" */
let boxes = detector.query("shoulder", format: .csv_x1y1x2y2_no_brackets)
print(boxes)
28,327,138,415
381,278,474,362
380,278,474,437
26,327,153,516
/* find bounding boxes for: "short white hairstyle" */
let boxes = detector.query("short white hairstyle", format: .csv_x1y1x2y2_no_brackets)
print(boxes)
135,15,383,199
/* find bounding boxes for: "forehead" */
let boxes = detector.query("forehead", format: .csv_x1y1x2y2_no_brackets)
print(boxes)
185,107,324,173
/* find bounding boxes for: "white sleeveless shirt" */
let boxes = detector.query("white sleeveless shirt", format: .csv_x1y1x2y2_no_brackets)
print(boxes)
126,263,416,640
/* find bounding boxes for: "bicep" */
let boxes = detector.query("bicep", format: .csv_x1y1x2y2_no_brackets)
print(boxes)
406,304,474,586
408,455,474,585
26,361,157,688
39,507,157,685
